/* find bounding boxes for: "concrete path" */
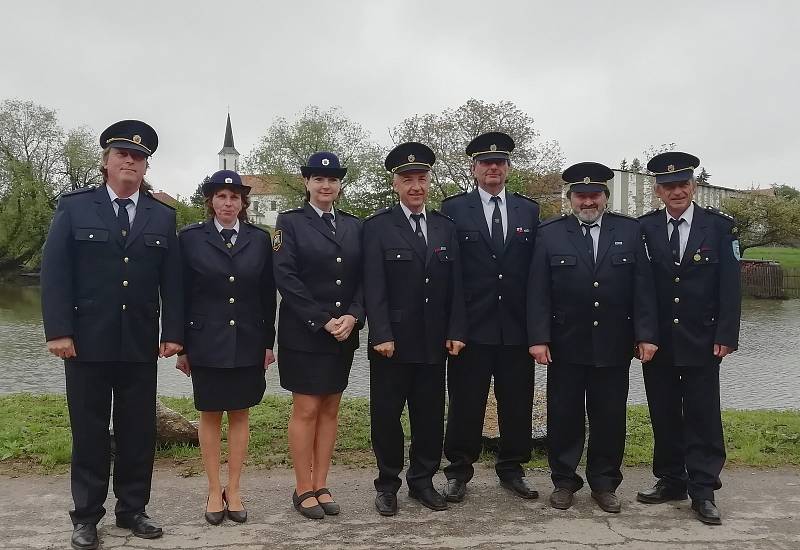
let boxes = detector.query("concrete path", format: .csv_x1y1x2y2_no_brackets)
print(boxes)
3,465,799,549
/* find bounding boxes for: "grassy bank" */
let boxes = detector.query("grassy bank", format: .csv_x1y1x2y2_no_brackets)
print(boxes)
744,246,800,268
1,394,798,475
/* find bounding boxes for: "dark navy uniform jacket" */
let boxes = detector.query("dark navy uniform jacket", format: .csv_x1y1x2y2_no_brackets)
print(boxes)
273,203,364,354
363,205,467,364
179,219,276,368
41,185,183,362
441,189,539,345
639,203,740,367
527,212,658,367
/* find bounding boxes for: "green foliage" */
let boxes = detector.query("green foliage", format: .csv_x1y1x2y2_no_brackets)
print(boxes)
723,194,800,252
773,184,800,201
174,199,205,229
743,246,800,268
696,167,711,184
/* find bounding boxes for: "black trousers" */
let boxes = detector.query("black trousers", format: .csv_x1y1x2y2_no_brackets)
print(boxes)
65,361,157,525
370,358,445,494
642,362,725,501
546,363,629,493
444,344,534,482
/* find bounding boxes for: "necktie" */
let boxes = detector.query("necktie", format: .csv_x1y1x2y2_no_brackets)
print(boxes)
322,212,336,234
410,213,426,245
220,228,237,249
114,198,133,239
669,218,684,265
582,223,597,266
490,196,504,254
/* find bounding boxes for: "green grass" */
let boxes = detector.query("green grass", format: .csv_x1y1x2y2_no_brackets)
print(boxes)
1,394,798,474
744,246,800,268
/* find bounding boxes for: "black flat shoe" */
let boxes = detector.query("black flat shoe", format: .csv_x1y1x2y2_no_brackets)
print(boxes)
692,499,722,525
408,486,448,511
223,489,248,523
71,523,98,550
315,488,341,516
375,491,398,516
637,481,688,504
293,490,325,520
500,477,539,499
444,479,467,503
115,512,163,539
205,493,225,525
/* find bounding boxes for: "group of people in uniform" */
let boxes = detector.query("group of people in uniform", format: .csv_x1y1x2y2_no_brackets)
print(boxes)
40,119,741,550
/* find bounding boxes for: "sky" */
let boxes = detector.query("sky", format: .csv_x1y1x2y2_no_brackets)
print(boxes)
1,0,797,198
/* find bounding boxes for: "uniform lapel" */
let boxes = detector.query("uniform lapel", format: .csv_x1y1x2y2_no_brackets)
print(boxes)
503,191,520,252
595,215,614,268
566,214,595,271
391,204,426,261
468,189,493,249
304,203,338,246
204,219,231,256
230,222,252,256
425,213,442,267
93,186,124,247
681,203,708,269
649,209,676,272
333,207,348,245
125,192,151,249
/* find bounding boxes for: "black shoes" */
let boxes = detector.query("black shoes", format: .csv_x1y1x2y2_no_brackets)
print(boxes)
205,491,225,525
444,479,467,503
591,491,622,513
224,489,248,523
115,512,163,539
315,488,341,516
637,481,689,504
71,523,98,550
408,486,448,511
293,490,325,520
692,499,722,525
375,491,398,516
549,487,574,510
500,477,539,499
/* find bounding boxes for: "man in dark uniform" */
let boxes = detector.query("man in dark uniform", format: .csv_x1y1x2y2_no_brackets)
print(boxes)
363,142,467,516
636,151,741,525
40,120,183,549
440,132,541,503
528,162,658,513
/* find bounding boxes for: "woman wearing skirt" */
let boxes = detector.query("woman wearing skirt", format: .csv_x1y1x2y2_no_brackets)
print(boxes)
175,169,276,525
272,152,364,519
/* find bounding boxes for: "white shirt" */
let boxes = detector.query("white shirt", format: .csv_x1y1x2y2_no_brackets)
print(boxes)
579,214,603,260
399,203,428,243
106,186,139,226
309,202,336,229
477,186,508,240
214,218,240,245
666,202,695,261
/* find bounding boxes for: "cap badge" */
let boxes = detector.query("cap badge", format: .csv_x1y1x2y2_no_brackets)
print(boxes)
224,177,233,184
321,158,330,166
408,154,415,162
583,177,591,184
490,144,497,151
132,135,142,144
667,164,675,172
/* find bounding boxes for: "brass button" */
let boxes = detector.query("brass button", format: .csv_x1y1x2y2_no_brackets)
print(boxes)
123,257,129,263
336,257,342,263
335,301,342,307
594,302,599,307
593,281,599,288
122,280,128,287
593,321,599,327
674,297,680,303
229,298,235,304
673,318,680,324
229,276,235,282
335,279,342,286
674,277,680,283
229,320,236,326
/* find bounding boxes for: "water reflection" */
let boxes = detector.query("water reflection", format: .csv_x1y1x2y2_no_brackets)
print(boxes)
1,284,797,410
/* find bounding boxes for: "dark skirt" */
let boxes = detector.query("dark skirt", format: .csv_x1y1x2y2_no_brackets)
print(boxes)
278,347,354,395
191,365,266,412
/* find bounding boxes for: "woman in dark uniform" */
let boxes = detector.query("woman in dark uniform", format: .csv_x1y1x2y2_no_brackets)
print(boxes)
175,170,276,525
272,152,364,519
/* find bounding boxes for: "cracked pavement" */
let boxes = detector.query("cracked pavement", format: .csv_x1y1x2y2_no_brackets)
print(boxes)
2,465,799,549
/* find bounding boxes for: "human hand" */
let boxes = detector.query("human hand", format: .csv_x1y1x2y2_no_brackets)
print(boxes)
637,342,658,363
264,349,276,369
160,342,183,358
529,344,551,365
47,337,76,359
373,341,395,358
446,340,465,356
331,315,357,341
714,344,735,359
175,354,191,376
324,317,342,334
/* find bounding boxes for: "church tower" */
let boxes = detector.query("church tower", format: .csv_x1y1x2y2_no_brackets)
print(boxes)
218,113,240,171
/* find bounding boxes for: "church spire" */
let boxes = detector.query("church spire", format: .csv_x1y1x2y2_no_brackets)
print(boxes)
218,112,240,171
223,112,236,150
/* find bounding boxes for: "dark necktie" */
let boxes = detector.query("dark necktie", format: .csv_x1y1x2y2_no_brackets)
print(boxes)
582,223,597,266
410,213,426,245
220,228,237,249
322,212,336,234
114,198,133,239
490,196,504,254
669,218,684,265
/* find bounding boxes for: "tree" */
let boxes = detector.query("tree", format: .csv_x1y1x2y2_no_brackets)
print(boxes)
389,99,564,203
641,143,677,167
723,194,800,253
696,167,711,184
773,184,800,200
189,183,205,208
620,159,628,170
629,158,642,173
61,126,102,191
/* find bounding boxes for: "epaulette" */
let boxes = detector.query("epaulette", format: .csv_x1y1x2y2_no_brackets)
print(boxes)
607,210,637,220
441,191,467,203
539,213,569,227
279,206,304,215
704,205,734,221
337,209,360,219
147,192,176,210
513,192,539,204
365,207,392,221
638,207,662,219
244,220,270,233
179,220,206,234
431,209,454,223
60,185,97,198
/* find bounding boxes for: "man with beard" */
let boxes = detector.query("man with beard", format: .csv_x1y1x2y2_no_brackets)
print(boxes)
440,132,541,503
528,162,658,513
636,152,741,525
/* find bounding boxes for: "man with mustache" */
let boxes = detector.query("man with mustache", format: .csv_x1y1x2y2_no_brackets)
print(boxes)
528,162,658,513
439,132,541,503
363,142,466,516
636,152,741,525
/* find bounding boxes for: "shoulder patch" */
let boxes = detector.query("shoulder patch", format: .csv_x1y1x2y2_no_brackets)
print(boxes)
336,208,359,219
441,191,467,203
60,185,97,198
365,207,392,221
179,220,207,234
704,205,734,221
279,206,304,215
539,213,569,227
431,209,454,223
638,208,662,219
513,192,539,204
272,229,283,252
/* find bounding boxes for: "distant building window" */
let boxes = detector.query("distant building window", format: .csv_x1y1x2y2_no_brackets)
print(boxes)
270,201,277,211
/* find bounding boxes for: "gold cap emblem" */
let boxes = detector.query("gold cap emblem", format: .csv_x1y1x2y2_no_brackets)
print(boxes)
408,154,415,162
321,158,330,166
583,177,591,183
490,144,497,151
667,164,675,172
132,135,142,144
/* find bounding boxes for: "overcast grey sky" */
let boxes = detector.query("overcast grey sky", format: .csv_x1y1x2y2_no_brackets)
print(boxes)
1,0,797,198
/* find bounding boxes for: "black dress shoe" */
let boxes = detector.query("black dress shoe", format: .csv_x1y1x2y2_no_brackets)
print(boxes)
408,486,448,511
205,496,225,525
115,512,163,539
444,479,467,503
549,487,574,510
71,523,98,550
375,491,398,516
637,481,688,504
223,489,247,523
293,490,325,520
500,477,539,499
315,488,340,516
591,491,622,513
691,499,722,525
